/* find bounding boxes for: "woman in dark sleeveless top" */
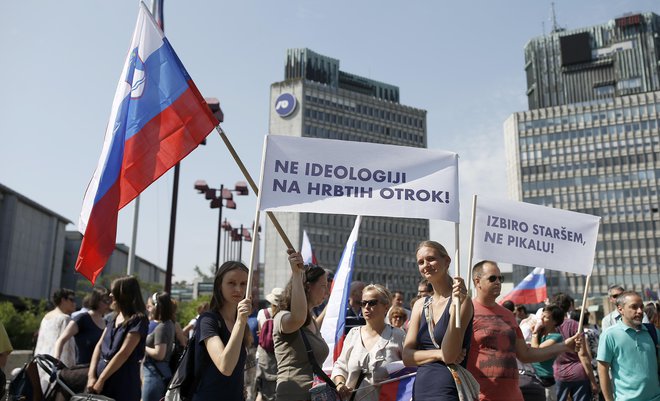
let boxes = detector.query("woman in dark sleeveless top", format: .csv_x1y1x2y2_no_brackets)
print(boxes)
403,241,473,400
192,261,252,401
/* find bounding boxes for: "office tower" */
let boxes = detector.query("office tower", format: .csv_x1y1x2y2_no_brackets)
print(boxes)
264,49,428,299
505,13,660,299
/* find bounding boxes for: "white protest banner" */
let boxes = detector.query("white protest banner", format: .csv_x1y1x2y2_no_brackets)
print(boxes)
473,196,600,276
258,135,459,222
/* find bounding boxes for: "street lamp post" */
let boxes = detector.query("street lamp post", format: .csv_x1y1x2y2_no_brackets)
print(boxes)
194,180,248,272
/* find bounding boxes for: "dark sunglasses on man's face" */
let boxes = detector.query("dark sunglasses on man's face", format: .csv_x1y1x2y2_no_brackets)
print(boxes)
485,275,504,283
360,299,380,307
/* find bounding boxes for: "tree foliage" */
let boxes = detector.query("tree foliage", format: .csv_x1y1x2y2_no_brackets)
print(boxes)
0,300,47,349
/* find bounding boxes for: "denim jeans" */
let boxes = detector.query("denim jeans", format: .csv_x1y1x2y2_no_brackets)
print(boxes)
142,361,172,401
556,379,592,401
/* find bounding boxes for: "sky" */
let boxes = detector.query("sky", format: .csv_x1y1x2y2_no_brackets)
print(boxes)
1,0,657,284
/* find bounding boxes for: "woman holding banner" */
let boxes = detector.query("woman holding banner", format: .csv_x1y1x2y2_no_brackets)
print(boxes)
403,241,474,400
190,261,252,401
331,284,406,401
273,250,330,401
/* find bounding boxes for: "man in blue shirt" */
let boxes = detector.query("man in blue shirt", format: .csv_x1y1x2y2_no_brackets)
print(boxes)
597,291,660,401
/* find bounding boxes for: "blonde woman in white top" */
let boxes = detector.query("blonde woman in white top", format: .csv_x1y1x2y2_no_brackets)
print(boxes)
332,284,406,401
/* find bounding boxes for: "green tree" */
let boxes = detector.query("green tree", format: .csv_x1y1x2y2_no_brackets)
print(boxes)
175,295,211,328
0,300,46,349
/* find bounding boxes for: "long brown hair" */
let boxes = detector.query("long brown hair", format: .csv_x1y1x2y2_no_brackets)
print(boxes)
210,261,252,347
110,276,146,326
279,264,327,327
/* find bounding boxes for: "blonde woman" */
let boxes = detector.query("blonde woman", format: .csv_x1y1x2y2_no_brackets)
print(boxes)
332,284,406,401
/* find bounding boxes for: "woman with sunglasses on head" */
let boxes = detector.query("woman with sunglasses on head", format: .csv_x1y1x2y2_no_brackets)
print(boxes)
54,287,110,365
274,250,329,401
190,261,252,401
403,241,473,401
87,276,148,401
332,284,406,401
142,291,176,401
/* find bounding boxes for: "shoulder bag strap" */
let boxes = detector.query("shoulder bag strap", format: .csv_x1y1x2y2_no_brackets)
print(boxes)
422,296,440,349
299,329,336,389
264,308,271,320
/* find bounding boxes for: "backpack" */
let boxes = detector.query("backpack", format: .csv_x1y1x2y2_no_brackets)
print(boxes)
165,330,199,401
8,356,42,401
169,339,185,374
258,308,275,353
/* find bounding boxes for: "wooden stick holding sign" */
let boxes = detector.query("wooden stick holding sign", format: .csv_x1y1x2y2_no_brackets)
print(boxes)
466,195,478,293
576,273,592,335
215,126,294,250
454,222,461,328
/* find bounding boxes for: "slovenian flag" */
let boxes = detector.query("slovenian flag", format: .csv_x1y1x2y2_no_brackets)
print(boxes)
499,267,547,305
301,230,317,265
320,216,362,372
378,364,416,401
76,2,218,283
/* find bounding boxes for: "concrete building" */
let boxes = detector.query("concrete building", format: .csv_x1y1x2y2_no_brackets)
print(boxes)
0,182,167,303
0,183,70,301
264,48,428,300
61,231,167,294
505,13,660,299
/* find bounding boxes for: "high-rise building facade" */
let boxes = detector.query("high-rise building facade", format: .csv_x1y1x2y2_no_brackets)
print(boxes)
264,49,428,299
505,13,660,299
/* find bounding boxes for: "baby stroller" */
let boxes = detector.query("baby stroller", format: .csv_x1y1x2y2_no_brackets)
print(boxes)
8,354,114,401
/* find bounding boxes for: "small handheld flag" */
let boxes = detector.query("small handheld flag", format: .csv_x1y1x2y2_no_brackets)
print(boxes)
76,3,217,283
499,268,547,305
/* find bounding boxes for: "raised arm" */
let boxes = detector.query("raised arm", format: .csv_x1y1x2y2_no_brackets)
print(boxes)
439,277,473,364
280,250,308,334
204,298,251,376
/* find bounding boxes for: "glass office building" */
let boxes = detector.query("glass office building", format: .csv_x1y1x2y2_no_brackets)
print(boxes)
505,13,660,298
264,49,428,299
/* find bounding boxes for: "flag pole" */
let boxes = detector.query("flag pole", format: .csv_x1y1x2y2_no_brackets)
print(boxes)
245,136,269,295
577,272,592,334
454,222,461,328
127,196,140,275
466,195,477,293
215,127,295,250
149,0,177,293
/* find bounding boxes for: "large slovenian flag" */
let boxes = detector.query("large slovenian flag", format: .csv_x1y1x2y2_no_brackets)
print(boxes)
499,268,547,305
320,216,362,372
76,3,218,283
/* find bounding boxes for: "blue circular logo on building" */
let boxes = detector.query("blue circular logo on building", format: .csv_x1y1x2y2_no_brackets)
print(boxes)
274,93,297,117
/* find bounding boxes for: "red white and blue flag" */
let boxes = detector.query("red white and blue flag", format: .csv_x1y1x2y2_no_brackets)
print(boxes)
376,364,416,401
500,267,547,305
301,230,317,265
76,3,217,283
320,216,362,372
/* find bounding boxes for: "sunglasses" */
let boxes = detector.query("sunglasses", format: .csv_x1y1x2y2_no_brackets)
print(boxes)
485,275,505,283
610,293,622,299
360,299,380,308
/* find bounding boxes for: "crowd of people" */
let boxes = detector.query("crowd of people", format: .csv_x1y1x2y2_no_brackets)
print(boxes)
3,240,660,401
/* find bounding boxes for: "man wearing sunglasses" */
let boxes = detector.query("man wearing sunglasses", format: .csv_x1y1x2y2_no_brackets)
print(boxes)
466,261,581,401
601,284,649,331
